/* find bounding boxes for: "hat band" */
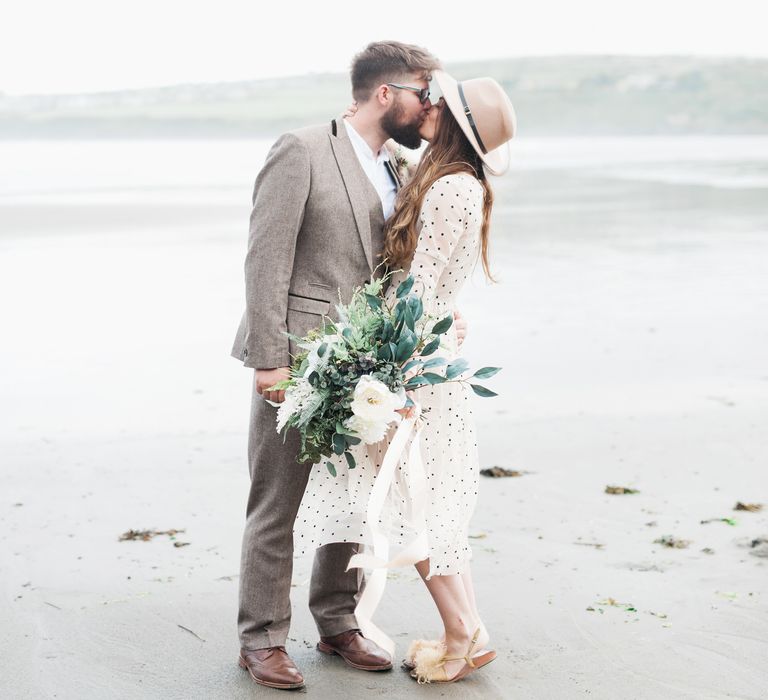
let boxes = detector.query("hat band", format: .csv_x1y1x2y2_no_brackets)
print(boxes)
457,82,488,155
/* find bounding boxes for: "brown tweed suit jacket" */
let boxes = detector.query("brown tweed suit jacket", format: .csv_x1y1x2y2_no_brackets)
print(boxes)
231,118,405,368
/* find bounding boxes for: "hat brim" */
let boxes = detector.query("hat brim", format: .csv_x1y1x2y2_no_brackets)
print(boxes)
432,70,511,176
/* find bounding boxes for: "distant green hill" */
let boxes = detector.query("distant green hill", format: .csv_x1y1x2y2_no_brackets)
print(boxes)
1,56,766,138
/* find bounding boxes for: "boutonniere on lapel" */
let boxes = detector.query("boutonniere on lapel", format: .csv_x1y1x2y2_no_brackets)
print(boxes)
393,147,411,183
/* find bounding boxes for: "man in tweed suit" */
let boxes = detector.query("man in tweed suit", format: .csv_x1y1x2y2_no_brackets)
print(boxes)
231,41,466,690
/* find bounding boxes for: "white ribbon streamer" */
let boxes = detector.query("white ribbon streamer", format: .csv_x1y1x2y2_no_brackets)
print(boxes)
346,403,430,659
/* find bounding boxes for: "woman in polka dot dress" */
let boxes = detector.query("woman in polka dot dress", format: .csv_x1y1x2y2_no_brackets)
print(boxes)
295,70,516,684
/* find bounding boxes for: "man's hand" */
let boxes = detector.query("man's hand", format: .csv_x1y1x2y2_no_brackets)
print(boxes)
255,367,290,403
453,308,468,347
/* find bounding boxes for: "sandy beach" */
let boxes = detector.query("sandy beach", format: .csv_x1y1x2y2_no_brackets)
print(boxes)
1,136,767,699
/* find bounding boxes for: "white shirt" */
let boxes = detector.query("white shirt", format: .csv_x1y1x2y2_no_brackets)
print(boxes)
343,119,397,220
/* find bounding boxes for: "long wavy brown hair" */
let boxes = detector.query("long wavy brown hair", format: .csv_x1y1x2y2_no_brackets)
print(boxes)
383,101,496,281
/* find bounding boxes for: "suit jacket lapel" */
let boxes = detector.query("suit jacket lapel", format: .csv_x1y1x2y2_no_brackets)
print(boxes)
329,117,374,271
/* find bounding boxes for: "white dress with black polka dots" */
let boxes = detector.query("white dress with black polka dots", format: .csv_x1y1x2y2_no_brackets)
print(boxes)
294,173,483,579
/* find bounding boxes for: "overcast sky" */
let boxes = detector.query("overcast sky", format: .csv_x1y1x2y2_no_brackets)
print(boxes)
2,0,765,95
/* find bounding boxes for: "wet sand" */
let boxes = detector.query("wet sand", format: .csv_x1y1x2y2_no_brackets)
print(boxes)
1,137,767,698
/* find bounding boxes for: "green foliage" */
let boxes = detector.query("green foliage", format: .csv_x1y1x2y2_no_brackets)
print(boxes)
470,384,498,397
407,296,423,322
332,432,346,455
405,376,432,389
395,330,419,363
396,277,414,298
278,270,502,475
423,357,447,369
445,358,470,379
420,337,441,356
431,315,454,335
402,358,423,374
473,366,502,379
420,372,447,385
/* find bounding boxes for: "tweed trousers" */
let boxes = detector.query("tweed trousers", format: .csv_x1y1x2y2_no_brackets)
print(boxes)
237,382,364,649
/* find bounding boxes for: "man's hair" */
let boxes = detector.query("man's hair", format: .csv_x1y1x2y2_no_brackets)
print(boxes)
350,41,441,103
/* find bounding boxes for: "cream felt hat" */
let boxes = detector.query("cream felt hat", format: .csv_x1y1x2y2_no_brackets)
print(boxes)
432,70,517,175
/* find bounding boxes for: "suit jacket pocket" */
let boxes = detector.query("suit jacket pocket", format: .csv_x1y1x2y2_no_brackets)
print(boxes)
286,294,331,360
286,293,331,316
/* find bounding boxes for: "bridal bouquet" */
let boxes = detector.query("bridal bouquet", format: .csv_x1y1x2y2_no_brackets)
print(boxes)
269,272,500,475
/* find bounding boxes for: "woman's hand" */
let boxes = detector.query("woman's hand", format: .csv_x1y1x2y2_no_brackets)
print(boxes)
343,101,359,118
454,308,468,347
395,390,417,420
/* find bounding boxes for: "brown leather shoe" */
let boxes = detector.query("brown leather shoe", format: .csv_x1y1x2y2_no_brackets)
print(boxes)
317,629,393,671
238,646,305,690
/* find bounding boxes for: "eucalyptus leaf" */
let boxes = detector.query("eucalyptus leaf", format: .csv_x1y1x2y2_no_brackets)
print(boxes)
402,359,423,374
345,436,361,446
396,276,414,298
395,332,419,363
408,295,423,322
393,309,406,338
422,357,447,369
317,343,328,358
405,376,431,389
470,383,498,397
446,358,470,379
431,315,454,335
365,293,382,310
326,461,337,477
344,451,356,470
420,336,441,356
421,372,447,384
332,433,346,455
404,303,415,332
473,366,502,379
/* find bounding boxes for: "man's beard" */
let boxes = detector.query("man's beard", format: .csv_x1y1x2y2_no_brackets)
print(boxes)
381,101,423,149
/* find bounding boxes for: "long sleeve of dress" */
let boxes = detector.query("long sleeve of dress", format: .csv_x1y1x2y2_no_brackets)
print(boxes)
389,173,483,314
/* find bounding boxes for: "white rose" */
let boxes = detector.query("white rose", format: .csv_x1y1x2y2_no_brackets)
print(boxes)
350,375,406,424
345,414,389,444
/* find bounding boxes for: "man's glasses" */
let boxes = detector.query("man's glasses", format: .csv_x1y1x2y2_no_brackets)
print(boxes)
386,83,431,104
